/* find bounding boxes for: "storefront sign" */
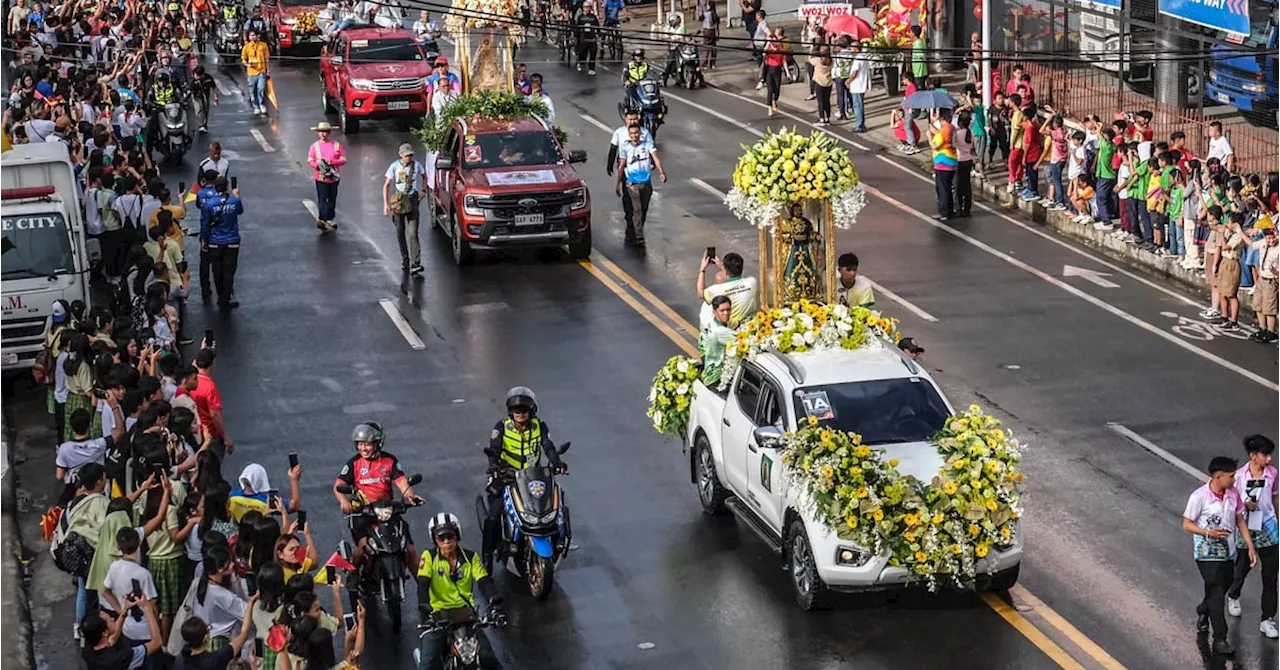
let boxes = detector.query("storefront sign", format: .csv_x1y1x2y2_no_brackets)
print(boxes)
1160,0,1250,35
798,1,854,18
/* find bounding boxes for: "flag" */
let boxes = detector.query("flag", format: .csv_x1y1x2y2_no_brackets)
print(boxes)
266,76,279,111
312,551,357,584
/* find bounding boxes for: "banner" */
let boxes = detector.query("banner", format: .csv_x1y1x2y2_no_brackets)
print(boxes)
1160,0,1250,35
798,1,853,18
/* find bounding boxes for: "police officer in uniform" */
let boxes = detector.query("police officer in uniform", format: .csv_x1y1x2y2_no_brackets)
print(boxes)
146,72,178,150
414,513,504,670
481,387,566,570
622,48,650,111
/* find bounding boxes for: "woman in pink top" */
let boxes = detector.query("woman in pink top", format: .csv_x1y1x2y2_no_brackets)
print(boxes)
307,121,347,231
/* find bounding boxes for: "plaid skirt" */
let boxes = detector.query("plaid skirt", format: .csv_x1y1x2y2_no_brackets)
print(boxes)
261,647,278,670
1194,223,1210,246
63,392,98,439
149,556,182,616
207,635,231,651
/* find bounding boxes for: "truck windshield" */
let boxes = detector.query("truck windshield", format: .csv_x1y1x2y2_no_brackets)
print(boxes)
348,38,424,63
465,131,562,169
1244,5,1278,48
792,378,950,446
1,213,74,280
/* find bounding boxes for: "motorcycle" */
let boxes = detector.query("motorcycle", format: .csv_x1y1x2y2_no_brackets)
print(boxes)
335,473,423,634
475,442,571,601
160,101,191,162
216,17,242,62
417,609,507,670
617,77,665,141
670,39,703,90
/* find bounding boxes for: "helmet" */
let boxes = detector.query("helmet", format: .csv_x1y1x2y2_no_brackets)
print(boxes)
631,48,644,59
156,71,170,85
351,421,385,451
428,512,461,540
505,386,537,415
667,13,680,27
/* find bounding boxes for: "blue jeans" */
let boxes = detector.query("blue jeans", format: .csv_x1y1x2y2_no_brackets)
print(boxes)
76,577,87,621
1094,177,1116,225
1048,162,1065,204
851,92,865,131
316,180,339,221
1024,163,1039,196
1171,216,1186,256
247,73,266,108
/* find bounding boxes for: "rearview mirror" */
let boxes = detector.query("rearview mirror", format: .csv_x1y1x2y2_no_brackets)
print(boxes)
567,149,587,164
556,441,571,455
752,426,784,449
335,484,354,495
435,155,455,171
407,473,423,486
330,55,344,65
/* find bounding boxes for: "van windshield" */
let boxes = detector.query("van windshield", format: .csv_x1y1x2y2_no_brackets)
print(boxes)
1,213,75,280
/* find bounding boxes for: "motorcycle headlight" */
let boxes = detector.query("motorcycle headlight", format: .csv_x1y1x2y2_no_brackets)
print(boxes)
463,195,484,216
1209,71,1219,83
350,78,375,91
566,187,587,210
374,507,393,522
453,637,479,665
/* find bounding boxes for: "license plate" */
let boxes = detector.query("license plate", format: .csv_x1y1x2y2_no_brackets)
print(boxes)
1215,92,1231,104
514,213,544,226
387,101,411,111
1,352,17,366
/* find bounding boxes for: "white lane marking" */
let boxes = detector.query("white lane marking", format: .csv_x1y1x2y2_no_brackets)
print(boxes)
1106,423,1207,481
214,76,233,97
1063,265,1120,289
703,84,1206,309
249,128,275,153
690,177,726,200
302,199,320,220
865,279,939,323
578,112,615,135
864,183,1280,391
378,298,427,350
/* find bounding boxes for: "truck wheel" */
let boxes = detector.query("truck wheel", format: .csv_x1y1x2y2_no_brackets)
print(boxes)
786,518,831,611
321,81,331,113
980,563,1020,593
427,193,443,232
339,104,358,134
567,228,591,260
450,215,475,266
695,435,728,516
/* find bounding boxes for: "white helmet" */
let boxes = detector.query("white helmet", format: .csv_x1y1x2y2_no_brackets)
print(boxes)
428,512,461,540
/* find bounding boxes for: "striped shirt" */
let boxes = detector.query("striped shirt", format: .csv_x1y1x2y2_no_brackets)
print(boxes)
931,121,958,171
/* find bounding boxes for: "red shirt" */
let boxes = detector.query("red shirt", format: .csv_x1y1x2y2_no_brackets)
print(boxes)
763,43,786,68
335,453,407,504
188,372,223,438
1022,121,1042,163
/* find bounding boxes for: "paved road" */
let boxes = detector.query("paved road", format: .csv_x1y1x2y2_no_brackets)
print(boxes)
19,40,1278,670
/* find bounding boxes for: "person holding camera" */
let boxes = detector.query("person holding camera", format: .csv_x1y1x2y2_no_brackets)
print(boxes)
382,143,426,275
307,121,346,231
81,593,166,670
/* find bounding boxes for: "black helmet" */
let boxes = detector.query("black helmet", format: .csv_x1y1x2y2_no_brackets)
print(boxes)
631,48,644,59
505,386,537,416
351,421,385,451
156,71,170,85
428,512,461,540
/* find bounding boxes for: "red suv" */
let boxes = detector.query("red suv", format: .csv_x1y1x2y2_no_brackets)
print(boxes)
431,117,593,265
320,27,431,133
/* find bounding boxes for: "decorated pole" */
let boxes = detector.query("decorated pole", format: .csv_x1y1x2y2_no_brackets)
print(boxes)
824,199,836,305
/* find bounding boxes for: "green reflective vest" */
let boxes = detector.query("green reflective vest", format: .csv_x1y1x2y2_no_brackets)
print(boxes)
500,418,544,469
153,84,176,106
416,548,487,613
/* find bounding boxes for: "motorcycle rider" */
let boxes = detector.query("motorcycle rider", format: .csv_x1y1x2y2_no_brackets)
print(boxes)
622,48,651,111
145,71,180,151
661,13,688,84
481,387,566,568
414,513,503,670
334,422,426,577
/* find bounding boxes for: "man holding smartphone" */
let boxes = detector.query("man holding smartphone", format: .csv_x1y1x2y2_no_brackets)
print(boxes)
198,176,244,310
81,595,164,669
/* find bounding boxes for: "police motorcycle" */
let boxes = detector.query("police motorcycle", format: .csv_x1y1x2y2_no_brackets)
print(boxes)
158,97,192,163
475,442,572,601
216,5,245,62
335,474,424,634
417,609,508,670
669,36,703,90
618,75,665,141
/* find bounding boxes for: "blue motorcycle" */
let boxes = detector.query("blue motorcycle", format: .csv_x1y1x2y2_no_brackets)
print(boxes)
618,75,666,141
475,442,571,601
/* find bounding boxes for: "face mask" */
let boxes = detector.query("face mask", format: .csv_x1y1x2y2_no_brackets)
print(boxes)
932,120,942,129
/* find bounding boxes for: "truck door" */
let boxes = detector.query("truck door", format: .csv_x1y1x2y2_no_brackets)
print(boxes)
721,363,764,495
745,380,785,530
324,34,345,100
434,128,458,214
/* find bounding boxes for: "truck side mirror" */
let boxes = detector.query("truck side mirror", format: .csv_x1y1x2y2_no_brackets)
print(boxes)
567,149,587,164
330,55,344,65
752,426,784,449
435,155,455,171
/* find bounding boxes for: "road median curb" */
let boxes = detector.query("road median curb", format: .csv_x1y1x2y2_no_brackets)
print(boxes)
1,419,36,670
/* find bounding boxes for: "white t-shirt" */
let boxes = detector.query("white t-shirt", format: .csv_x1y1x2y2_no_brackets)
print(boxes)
103,557,157,641
56,436,111,483
1068,145,1086,179
189,581,248,638
98,399,118,439
1207,135,1234,162
1183,483,1244,561
1116,164,1131,200
53,351,69,403
385,159,426,194
185,520,203,561
197,156,230,177
848,54,872,95
84,187,106,236
611,125,653,147
527,92,555,123
1235,464,1279,537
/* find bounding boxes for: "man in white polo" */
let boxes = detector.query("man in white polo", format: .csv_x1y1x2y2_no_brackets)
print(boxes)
383,143,427,276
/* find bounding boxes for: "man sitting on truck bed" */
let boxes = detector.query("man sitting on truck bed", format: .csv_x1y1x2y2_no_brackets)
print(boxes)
698,295,735,391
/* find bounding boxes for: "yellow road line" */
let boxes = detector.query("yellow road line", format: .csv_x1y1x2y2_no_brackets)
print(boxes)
577,260,698,358
580,252,1126,670
1011,586,1128,670
982,593,1086,670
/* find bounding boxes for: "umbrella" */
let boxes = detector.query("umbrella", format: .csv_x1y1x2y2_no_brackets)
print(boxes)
266,75,279,111
901,90,959,110
824,15,874,41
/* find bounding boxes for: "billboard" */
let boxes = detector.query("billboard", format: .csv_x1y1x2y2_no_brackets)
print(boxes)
798,0,854,18
1160,0,1250,34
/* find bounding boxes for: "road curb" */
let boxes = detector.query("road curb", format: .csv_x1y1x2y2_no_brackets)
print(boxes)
1,419,36,670
703,72,1259,323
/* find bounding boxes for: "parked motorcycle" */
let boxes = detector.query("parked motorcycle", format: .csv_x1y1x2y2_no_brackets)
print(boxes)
160,101,190,163
475,442,571,601
617,77,665,141
336,473,423,634
416,609,508,670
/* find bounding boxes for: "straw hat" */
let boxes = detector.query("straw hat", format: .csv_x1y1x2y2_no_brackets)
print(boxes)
311,121,334,132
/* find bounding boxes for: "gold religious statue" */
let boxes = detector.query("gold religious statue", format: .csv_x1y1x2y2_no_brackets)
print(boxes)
777,202,823,303
470,35,508,90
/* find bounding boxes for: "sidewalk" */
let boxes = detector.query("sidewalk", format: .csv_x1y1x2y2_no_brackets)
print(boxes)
1,405,36,670
697,56,1260,321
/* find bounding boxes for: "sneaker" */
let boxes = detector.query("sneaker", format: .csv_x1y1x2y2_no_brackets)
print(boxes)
1211,639,1234,656
1228,597,1242,617
197,125,208,133
1221,320,1239,330
414,649,422,666
1261,619,1279,639
588,69,596,75
410,264,424,275
1266,331,1280,343
1094,222,1114,231
1200,308,1222,319
1021,191,1039,202
73,623,81,640
756,81,763,90
1197,613,1211,633
576,63,583,72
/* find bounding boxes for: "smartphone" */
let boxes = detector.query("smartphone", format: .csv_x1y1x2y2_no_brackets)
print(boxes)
204,329,215,348
343,612,357,631
177,181,185,199
230,175,238,190
288,453,299,469
296,509,307,532
267,489,281,512
253,638,265,657
705,246,715,260
130,578,142,599
244,572,257,595
154,463,168,481
325,565,336,584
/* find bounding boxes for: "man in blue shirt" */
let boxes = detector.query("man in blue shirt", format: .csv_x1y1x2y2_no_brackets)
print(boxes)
199,176,244,309
613,124,666,247
192,169,220,302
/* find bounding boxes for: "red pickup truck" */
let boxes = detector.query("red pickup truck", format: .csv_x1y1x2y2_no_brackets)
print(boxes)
263,0,326,52
320,27,431,133
431,117,592,265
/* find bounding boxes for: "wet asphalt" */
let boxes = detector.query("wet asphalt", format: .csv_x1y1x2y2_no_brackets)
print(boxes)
17,38,1279,670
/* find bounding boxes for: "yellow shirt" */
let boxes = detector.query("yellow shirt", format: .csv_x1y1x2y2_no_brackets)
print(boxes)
148,204,188,251
144,238,184,286
241,41,270,76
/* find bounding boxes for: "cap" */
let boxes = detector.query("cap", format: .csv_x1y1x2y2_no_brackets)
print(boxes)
311,121,334,132
898,337,924,354
434,56,448,66
398,143,414,157
50,300,68,324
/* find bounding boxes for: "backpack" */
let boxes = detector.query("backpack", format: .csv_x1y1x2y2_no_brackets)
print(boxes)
47,494,94,577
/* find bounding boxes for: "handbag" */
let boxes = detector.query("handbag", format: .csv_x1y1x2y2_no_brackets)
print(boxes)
390,161,417,215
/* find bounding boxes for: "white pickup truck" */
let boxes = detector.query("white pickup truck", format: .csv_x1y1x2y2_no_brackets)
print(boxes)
686,345,1023,609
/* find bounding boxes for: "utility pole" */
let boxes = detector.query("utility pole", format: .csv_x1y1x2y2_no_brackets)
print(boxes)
980,0,991,111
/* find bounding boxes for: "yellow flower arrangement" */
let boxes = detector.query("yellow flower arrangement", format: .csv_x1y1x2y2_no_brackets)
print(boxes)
646,355,701,441
780,405,1025,591
294,10,318,34
724,129,867,230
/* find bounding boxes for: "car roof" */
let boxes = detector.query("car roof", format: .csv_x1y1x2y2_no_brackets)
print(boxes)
754,345,924,387
457,116,552,135
339,26,416,40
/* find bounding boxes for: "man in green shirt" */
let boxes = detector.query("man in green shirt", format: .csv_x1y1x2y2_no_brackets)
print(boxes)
967,92,987,174
699,296,736,389
1093,127,1117,229
416,513,503,669
1167,168,1186,257
1126,146,1152,243
909,25,928,88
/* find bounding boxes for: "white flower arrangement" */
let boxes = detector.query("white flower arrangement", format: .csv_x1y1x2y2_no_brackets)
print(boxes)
728,128,866,231
646,355,702,441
